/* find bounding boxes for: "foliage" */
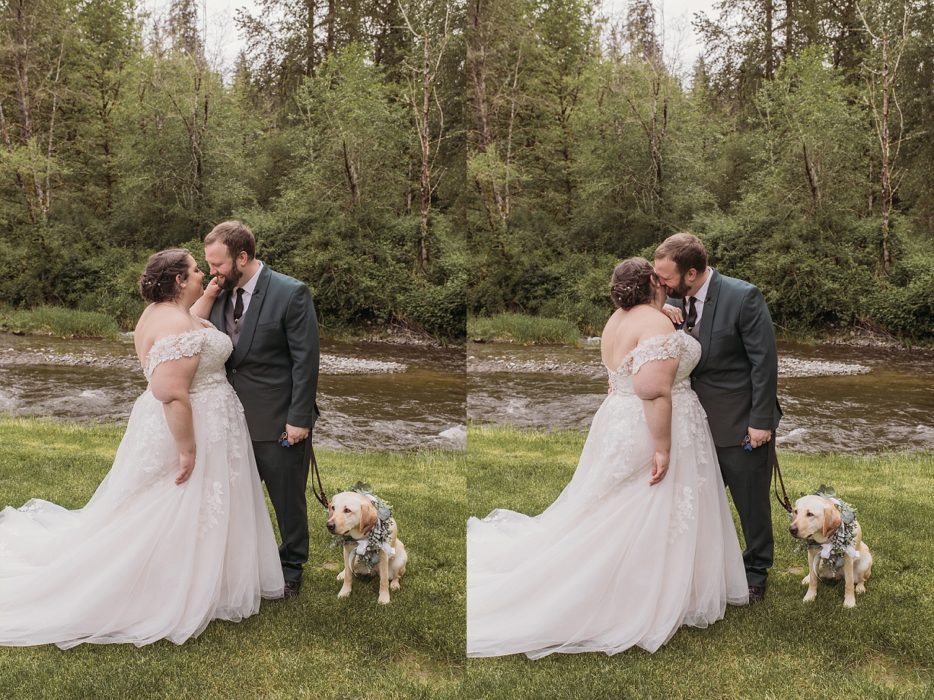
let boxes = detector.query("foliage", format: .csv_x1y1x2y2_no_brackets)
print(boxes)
0,0,465,340
468,0,934,340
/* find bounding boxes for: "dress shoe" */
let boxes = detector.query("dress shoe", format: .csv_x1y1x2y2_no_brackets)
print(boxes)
747,585,766,605
283,580,302,599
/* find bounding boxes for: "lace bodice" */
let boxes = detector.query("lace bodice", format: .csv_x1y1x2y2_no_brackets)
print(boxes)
143,326,232,392
606,331,700,395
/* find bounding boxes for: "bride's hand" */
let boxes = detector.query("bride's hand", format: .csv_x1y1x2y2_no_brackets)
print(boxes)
661,304,683,325
175,449,196,485
203,277,222,299
649,450,669,485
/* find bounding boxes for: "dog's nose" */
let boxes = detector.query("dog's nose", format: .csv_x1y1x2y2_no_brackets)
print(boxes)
789,525,798,536
326,521,336,533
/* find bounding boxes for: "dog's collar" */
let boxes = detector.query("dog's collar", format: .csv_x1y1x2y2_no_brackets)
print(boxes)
804,488,859,574
333,483,395,573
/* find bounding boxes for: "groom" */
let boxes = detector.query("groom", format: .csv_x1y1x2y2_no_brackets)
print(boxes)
654,232,781,604
200,220,320,598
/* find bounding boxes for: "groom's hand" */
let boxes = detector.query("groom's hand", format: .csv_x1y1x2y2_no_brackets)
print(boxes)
284,424,309,446
747,427,772,449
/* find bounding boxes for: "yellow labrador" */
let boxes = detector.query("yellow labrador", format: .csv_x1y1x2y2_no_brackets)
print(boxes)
326,490,408,605
789,494,873,608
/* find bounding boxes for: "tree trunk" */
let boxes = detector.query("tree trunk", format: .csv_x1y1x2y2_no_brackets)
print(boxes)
341,138,360,207
879,33,893,274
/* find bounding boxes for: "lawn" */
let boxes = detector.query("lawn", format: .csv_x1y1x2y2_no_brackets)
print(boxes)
0,417,465,699
465,425,934,700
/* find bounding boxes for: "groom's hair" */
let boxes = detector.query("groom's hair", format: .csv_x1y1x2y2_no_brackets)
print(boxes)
205,220,256,261
655,233,707,275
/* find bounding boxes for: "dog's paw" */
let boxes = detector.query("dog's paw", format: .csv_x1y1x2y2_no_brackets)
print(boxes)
336,570,345,581
800,574,811,586
855,582,866,594
802,590,817,603
390,579,401,591
844,596,856,608
378,592,391,605
337,586,352,599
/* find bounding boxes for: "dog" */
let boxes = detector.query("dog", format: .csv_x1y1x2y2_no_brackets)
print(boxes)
789,493,873,608
326,489,408,605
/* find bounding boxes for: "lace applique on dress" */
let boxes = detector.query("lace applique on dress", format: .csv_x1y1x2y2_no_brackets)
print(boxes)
668,485,696,543
198,481,225,539
145,330,206,380
627,333,682,375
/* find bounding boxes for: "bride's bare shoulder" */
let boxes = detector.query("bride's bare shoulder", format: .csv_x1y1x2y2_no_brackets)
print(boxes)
636,308,676,342
134,306,200,356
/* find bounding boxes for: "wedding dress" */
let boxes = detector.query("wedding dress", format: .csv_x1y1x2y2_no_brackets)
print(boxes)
0,326,284,648
467,331,748,658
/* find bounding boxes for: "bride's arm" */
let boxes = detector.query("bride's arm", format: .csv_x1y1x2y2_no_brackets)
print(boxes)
632,354,679,486
150,352,201,485
190,278,221,320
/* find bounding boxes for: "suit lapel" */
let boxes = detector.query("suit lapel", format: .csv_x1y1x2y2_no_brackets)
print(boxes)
695,269,720,372
229,266,270,367
212,289,229,334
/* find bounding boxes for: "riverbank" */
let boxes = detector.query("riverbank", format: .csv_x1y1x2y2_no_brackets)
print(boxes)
0,306,120,339
465,425,934,698
0,305,462,347
469,313,932,349
0,416,465,697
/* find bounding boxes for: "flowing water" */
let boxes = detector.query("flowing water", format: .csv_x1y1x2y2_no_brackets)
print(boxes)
468,339,934,453
0,333,465,452
3,331,930,454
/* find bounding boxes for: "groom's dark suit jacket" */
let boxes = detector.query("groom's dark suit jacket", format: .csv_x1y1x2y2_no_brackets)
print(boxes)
672,269,781,447
209,265,320,441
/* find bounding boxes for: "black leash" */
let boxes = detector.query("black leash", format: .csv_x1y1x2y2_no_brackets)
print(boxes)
308,442,330,511
771,442,793,513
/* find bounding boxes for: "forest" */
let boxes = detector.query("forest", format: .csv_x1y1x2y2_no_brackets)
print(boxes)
468,0,934,339
2,0,932,341
0,0,466,339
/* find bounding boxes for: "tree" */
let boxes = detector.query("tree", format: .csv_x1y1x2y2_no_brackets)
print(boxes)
858,0,911,274
399,0,456,272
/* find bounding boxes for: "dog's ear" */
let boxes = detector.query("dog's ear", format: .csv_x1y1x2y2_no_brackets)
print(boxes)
360,498,378,534
822,501,842,538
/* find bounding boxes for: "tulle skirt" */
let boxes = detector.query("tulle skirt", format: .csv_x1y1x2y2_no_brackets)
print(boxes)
0,383,284,648
467,387,748,658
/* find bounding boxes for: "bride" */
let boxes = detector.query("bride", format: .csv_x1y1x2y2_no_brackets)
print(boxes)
0,249,284,648
467,257,748,659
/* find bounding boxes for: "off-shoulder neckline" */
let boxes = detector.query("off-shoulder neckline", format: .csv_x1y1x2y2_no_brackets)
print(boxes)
142,326,214,373
602,331,680,373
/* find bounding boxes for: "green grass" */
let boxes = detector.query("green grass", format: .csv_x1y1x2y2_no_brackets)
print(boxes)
465,425,934,699
467,313,580,345
0,417,465,699
0,305,120,338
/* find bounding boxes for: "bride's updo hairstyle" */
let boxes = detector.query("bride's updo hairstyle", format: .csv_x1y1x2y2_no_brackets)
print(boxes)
139,248,191,303
610,257,656,310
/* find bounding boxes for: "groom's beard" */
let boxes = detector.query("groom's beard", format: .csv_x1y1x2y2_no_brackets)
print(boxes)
217,267,243,292
665,278,691,299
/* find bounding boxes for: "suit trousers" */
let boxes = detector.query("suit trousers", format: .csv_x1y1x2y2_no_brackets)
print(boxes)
716,443,774,588
252,439,311,584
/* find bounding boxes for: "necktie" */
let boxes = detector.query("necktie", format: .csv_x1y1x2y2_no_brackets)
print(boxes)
685,296,698,332
233,288,245,322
